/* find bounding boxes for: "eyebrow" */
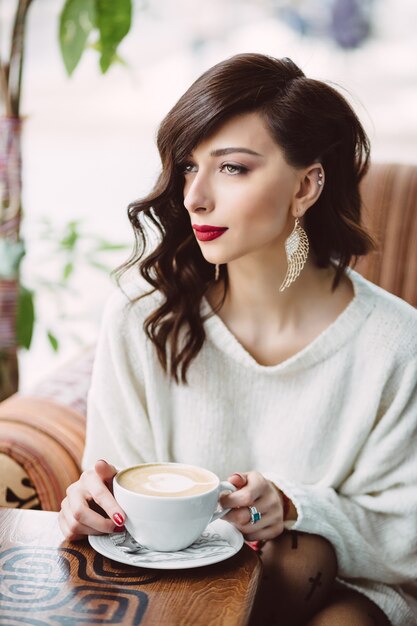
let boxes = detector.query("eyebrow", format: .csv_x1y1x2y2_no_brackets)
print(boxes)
209,147,263,157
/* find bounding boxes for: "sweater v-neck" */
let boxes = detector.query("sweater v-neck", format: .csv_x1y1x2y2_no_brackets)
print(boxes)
201,270,375,374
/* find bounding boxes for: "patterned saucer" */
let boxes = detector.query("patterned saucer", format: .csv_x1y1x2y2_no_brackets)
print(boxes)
88,519,243,570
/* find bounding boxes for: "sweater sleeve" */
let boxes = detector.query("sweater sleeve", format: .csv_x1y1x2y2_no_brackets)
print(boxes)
82,289,157,470
264,356,417,585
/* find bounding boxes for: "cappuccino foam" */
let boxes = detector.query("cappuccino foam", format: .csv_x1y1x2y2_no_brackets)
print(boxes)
118,464,217,497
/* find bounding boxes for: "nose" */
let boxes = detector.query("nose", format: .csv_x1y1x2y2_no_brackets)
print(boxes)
183,173,214,214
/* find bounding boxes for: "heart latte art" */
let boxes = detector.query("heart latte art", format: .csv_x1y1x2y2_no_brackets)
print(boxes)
118,464,218,497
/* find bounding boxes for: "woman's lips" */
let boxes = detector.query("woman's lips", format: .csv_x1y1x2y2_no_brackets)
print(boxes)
192,225,228,242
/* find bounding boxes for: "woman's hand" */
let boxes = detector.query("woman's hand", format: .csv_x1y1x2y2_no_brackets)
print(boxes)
59,459,125,541
221,471,285,541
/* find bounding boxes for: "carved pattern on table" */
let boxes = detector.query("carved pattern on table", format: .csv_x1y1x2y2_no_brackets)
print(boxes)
0,545,162,625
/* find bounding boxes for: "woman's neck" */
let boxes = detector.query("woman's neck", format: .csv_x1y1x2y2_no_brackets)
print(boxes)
208,260,344,331
206,260,355,367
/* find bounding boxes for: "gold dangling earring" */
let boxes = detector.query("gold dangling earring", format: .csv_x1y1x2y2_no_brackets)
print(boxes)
214,264,220,281
279,218,309,292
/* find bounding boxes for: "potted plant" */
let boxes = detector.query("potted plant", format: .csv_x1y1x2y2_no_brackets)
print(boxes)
0,0,133,400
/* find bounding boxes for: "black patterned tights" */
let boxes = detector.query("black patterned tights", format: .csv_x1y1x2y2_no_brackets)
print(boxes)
249,531,391,626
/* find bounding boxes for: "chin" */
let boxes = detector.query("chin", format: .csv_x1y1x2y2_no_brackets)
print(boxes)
201,253,222,265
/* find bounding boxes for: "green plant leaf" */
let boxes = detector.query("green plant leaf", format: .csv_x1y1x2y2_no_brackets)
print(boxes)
86,40,129,68
94,240,129,251
86,258,112,273
60,221,80,251
16,286,35,350
96,0,132,73
47,331,59,352
63,261,74,281
110,52,129,68
59,0,96,76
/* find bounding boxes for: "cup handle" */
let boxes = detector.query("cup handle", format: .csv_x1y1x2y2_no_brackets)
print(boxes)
210,480,237,523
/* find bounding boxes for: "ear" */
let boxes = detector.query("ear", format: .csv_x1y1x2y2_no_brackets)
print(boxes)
292,164,324,218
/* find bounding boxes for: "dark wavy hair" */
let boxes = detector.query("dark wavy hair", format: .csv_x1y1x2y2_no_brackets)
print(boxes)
117,53,373,383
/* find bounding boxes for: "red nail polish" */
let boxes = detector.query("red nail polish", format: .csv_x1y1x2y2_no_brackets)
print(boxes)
113,513,124,526
113,525,126,532
246,540,265,553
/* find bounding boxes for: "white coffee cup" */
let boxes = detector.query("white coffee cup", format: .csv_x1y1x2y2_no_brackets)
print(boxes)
113,462,236,552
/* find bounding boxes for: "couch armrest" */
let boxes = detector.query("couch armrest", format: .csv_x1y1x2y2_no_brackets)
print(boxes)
358,162,417,307
0,395,86,511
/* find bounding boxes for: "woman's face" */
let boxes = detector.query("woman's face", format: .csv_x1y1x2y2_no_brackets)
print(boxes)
182,111,302,268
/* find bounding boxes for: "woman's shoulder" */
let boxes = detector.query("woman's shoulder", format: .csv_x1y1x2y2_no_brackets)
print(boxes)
102,277,163,326
350,269,417,322
349,269,417,357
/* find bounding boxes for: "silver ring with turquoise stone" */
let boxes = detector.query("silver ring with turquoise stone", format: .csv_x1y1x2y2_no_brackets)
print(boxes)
249,505,262,524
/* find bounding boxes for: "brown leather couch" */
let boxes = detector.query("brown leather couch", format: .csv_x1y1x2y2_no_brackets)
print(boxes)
1,162,416,511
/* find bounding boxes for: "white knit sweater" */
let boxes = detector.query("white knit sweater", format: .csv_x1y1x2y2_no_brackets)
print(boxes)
83,270,417,625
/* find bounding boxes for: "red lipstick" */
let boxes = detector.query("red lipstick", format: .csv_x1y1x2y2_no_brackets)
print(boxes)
192,224,228,242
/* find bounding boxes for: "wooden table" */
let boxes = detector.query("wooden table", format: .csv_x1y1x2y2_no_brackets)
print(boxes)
0,508,262,625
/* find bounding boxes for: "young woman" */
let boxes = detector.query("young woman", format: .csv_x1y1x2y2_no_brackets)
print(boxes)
59,54,417,625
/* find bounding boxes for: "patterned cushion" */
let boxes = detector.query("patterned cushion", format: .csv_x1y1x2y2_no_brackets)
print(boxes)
0,396,86,511
0,453,40,509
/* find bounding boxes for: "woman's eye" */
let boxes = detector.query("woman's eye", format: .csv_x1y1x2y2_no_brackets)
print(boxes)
220,163,248,175
183,163,197,174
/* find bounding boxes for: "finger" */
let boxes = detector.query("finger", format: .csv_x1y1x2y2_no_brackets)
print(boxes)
227,472,248,489
242,500,283,538
224,491,280,530
62,493,116,535
225,500,283,540
223,504,262,527
227,478,283,519
60,515,120,542
61,517,108,541
221,472,265,508
240,509,275,534
58,503,75,539
245,524,284,542
59,501,114,540
66,484,119,533
94,459,119,490
81,467,126,527
59,514,84,542
223,502,258,527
